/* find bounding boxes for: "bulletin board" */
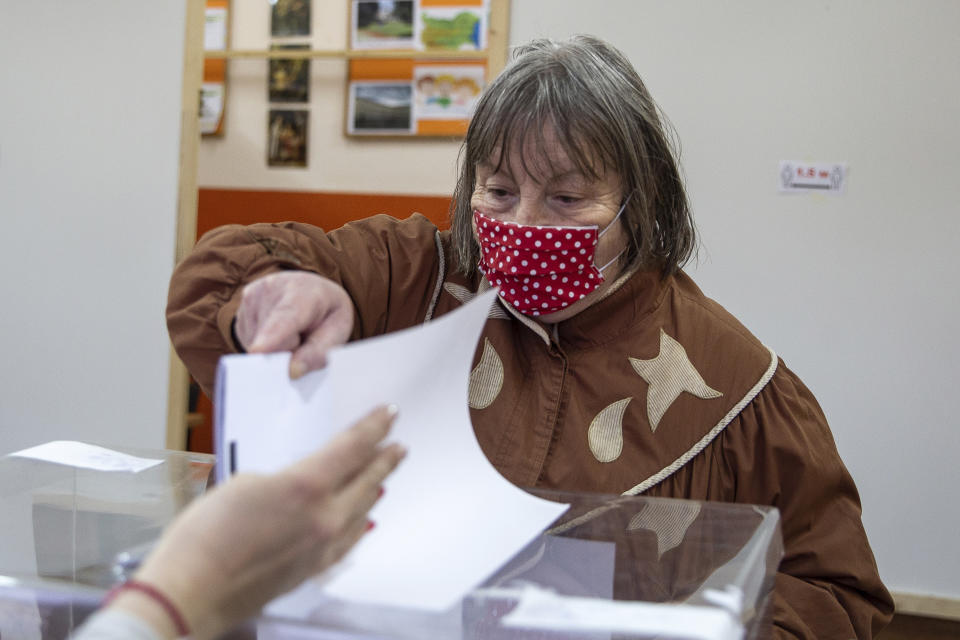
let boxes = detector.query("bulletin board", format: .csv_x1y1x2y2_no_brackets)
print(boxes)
346,0,493,137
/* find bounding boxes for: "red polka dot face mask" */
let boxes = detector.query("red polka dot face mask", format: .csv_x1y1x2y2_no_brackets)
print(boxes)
474,204,626,317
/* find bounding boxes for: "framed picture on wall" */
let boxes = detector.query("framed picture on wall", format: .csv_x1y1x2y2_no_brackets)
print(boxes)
347,82,414,135
413,64,484,120
199,82,226,134
267,109,309,167
416,5,487,51
351,0,415,49
269,44,310,103
271,0,311,37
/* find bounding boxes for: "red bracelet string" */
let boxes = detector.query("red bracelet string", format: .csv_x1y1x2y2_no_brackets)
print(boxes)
103,579,190,637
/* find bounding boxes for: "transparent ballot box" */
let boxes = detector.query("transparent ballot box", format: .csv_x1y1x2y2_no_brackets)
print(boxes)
0,443,215,639
0,445,781,640
259,491,781,640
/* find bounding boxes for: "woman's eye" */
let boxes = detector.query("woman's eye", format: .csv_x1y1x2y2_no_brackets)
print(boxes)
486,187,511,199
554,195,581,205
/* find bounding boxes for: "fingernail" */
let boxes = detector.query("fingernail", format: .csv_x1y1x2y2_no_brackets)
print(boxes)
377,486,385,499
365,520,375,532
289,360,306,379
385,404,399,418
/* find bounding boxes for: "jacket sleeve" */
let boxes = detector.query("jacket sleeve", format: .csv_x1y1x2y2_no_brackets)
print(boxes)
726,363,894,639
166,215,443,397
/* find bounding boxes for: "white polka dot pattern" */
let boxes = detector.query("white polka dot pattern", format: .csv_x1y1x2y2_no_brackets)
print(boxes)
474,210,604,316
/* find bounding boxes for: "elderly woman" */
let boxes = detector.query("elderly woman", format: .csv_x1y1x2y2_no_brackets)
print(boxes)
168,35,892,638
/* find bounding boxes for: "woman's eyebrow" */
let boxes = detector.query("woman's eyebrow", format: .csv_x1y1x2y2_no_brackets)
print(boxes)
546,170,588,186
478,162,515,180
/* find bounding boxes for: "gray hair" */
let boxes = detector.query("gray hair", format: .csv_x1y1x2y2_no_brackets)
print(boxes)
450,35,696,278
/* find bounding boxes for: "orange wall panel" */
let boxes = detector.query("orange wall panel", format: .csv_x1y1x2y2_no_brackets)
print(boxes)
197,188,453,239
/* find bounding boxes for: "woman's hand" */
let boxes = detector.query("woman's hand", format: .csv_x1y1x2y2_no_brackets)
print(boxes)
235,271,355,378
119,406,405,640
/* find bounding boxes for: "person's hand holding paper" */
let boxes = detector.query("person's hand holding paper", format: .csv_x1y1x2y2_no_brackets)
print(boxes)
234,271,355,378
216,289,569,613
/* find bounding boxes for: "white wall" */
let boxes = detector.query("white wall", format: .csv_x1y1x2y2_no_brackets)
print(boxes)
509,0,960,601
0,1,185,454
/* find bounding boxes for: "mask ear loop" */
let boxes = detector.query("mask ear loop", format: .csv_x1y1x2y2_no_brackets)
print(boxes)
597,252,623,273
596,195,632,272
598,194,631,239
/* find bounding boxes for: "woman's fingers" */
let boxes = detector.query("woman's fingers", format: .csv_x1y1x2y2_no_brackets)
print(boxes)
289,298,354,376
234,272,355,373
294,412,406,574
294,437,405,577
246,288,324,353
284,405,401,496
312,508,375,575
328,441,406,524
235,274,287,351
246,300,313,354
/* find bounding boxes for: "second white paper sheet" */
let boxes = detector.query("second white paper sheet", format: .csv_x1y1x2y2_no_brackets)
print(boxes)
216,290,569,612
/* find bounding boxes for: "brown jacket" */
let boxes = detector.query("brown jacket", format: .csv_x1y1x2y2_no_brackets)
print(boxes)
167,214,893,638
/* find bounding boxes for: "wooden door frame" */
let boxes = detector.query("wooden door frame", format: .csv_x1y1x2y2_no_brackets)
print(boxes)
166,0,204,449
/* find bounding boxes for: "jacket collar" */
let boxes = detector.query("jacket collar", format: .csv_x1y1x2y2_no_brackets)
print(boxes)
490,266,668,349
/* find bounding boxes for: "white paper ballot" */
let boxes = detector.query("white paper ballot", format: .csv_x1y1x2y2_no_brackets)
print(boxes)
8,441,162,473
215,290,569,612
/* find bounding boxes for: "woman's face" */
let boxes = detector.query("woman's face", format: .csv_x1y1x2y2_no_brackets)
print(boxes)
470,127,628,323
